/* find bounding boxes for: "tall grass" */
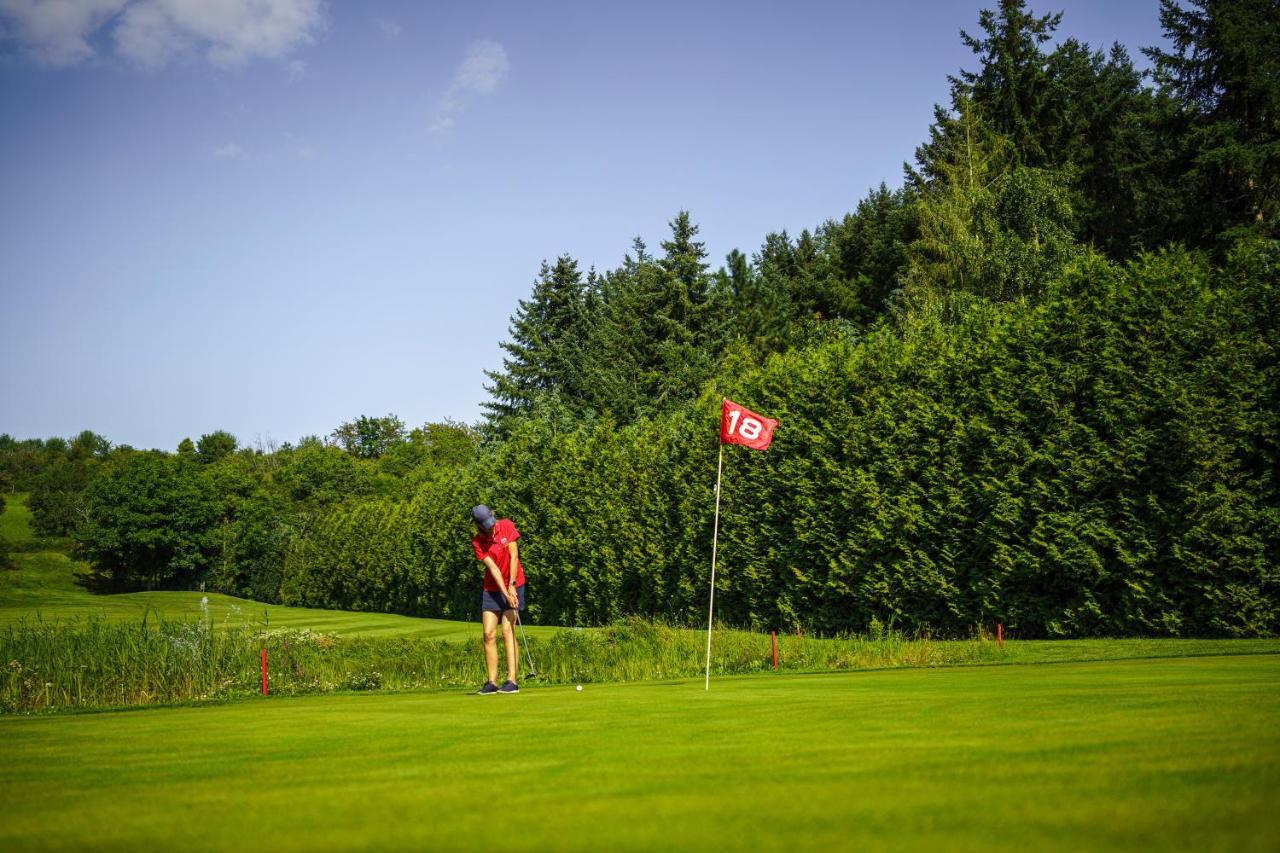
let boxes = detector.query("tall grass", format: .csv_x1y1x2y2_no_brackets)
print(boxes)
0,615,1004,713
536,619,1002,683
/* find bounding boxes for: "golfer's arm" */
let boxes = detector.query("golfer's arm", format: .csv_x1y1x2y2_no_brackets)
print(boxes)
482,557,510,592
507,541,520,586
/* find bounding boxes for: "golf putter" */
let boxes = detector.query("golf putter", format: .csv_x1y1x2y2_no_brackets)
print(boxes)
515,611,538,678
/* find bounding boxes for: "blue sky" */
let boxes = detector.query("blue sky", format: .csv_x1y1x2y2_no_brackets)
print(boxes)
0,1,1169,451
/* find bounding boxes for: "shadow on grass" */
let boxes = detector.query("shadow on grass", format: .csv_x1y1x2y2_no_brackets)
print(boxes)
73,567,140,595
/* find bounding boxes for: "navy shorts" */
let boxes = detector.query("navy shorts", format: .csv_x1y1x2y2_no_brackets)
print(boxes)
480,585,526,613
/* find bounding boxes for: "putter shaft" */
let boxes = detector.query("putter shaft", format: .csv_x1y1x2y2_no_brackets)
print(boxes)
515,611,537,676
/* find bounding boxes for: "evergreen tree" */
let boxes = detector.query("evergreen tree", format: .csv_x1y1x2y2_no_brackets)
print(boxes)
655,211,715,406
947,2,1190,258
817,183,919,323
1144,0,1280,246
953,0,1062,166
747,231,803,350
483,255,588,434
1042,40,1176,256
575,215,720,422
580,241,655,424
906,98,1015,298
658,211,712,330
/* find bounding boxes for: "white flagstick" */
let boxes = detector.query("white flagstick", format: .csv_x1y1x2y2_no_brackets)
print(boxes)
705,442,724,691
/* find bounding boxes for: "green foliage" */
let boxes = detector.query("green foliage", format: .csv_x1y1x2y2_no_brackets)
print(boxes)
20,430,110,537
27,455,99,539
207,491,296,602
1144,0,1280,247
819,184,918,324
0,438,69,494
976,165,1079,298
274,441,371,509
74,453,219,590
329,414,406,459
378,419,480,483
281,497,414,612
195,430,237,463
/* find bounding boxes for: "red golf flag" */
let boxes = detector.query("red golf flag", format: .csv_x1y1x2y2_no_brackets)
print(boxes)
720,399,777,451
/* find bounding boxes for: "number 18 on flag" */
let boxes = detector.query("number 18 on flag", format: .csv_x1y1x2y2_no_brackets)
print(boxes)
720,399,778,451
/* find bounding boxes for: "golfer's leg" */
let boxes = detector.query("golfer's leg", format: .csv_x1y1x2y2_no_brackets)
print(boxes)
501,610,519,683
482,610,500,685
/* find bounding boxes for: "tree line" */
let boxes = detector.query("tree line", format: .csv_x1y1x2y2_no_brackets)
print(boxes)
3,0,1277,636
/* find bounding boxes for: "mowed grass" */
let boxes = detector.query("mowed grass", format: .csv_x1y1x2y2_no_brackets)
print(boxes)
1,655,1277,852
0,494,555,640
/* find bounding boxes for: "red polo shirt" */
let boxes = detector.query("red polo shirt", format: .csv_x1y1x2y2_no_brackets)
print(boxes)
472,518,524,591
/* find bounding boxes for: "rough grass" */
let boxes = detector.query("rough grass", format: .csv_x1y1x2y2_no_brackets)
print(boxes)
0,615,995,713
1,655,1277,852
6,611,1279,714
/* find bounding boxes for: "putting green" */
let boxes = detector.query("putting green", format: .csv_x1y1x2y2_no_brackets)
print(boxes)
2,655,1277,851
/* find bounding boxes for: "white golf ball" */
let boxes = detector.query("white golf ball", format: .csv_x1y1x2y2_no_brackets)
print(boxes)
576,685,582,691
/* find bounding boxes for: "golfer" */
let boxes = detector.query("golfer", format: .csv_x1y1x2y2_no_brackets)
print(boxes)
471,504,525,694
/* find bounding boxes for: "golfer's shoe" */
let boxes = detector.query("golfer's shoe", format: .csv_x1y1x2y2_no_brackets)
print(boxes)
498,680,520,694
476,681,499,695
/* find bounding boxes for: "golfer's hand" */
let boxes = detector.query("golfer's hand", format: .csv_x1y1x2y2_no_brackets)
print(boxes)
506,590,519,609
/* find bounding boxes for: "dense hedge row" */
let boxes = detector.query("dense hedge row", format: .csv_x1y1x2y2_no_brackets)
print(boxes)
279,245,1279,637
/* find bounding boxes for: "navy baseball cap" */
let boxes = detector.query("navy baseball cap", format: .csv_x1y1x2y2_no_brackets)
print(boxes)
471,505,496,531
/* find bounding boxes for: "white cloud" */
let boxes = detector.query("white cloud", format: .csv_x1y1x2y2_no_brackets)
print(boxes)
0,0,324,69
115,0,324,69
431,39,508,134
0,0,124,66
212,140,246,159
452,40,507,95
373,16,400,39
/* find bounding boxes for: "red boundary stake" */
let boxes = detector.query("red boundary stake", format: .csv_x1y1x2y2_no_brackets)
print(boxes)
771,631,778,670
261,648,268,695
997,623,1003,651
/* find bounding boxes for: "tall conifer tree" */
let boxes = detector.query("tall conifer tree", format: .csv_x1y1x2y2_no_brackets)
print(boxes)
1144,0,1280,245
483,255,588,434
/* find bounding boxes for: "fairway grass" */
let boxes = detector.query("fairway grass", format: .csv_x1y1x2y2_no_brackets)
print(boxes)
2,655,1278,852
